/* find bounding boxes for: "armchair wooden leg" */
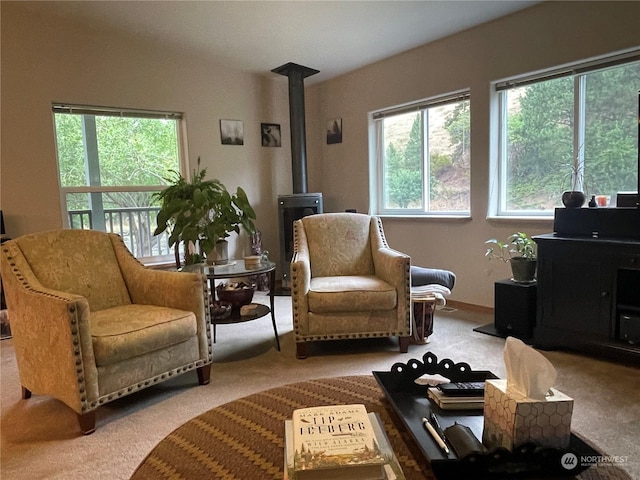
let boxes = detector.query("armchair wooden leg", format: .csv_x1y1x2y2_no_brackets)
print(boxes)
296,342,308,359
78,412,96,435
21,386,32,399
197,364,211,385
399,336,410,353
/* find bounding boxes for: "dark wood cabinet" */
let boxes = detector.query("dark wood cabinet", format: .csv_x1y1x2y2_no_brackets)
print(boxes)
533,234,640,364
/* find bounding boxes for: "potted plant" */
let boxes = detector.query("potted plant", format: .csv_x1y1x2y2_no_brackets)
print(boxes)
485,232,537,283
561,147,587,208
153,158,256,265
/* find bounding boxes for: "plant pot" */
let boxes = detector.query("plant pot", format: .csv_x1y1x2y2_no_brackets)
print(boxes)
510,257,537,284
207,239,229,265
562,191,586,208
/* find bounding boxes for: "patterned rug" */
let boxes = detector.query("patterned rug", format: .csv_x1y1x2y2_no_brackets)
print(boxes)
130,375,631,480
131,375,432,479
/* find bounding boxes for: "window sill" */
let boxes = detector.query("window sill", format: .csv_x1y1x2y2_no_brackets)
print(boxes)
486,215,554,223
377,214,471,221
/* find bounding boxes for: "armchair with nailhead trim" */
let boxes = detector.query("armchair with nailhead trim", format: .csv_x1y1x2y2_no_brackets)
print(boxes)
291,213,411,359
0,229,212,434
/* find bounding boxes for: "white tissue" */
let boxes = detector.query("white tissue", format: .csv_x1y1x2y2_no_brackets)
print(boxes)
504,337,557,400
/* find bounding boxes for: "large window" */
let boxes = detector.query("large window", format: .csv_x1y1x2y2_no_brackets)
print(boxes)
493,53,640,216
53,104,184,262
370,91,471,216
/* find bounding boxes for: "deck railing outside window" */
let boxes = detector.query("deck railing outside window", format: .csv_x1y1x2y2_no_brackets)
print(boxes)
68,207,171,259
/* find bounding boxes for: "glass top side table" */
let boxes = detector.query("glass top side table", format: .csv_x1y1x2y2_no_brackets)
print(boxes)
183,260,280,351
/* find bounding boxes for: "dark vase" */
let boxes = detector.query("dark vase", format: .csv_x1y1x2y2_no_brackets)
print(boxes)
510,257,537,284
562,191,586,208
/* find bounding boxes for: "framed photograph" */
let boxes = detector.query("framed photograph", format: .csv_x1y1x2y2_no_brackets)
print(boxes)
261,123,281,147
327,118,342,144
220,119,244,145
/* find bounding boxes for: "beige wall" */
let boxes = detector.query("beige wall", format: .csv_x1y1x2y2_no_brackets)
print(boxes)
2,2,639,308
305,1,640,307
0,3,292,261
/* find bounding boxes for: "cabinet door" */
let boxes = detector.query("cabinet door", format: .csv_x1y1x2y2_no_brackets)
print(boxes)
539,242,612,337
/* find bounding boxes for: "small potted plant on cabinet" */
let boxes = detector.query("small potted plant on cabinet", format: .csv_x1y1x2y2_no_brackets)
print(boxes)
561,147,587,208
153,159,256,266
485,232,537,283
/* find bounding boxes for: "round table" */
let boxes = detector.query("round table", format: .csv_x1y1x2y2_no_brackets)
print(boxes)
184,261,279,350
130,376,433,480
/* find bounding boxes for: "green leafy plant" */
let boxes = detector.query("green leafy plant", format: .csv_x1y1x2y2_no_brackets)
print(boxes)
153,158,256,264
485,232,537,262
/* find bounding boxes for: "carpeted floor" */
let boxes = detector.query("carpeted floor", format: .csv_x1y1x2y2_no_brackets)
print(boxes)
1,293,639,479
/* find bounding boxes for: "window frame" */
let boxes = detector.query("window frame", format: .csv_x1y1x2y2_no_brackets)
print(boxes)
489,49,640,219
52,104,188,264
369,90,471,218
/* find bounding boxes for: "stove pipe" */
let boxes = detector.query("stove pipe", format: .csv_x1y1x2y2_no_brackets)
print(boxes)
272,62,319,194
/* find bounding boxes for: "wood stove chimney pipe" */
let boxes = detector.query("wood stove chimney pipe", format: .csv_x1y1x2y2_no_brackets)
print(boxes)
272,63,319,194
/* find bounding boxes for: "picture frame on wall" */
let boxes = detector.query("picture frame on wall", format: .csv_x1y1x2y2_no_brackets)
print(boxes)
261,123,281,147
220,119,244,145
327,118,342,144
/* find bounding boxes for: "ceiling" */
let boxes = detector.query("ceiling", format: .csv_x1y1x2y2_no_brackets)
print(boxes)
23,1,540,85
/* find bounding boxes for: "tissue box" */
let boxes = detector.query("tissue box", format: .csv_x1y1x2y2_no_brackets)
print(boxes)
482,379,573,450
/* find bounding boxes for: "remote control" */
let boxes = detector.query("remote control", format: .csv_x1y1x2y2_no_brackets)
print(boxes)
437,381,485,396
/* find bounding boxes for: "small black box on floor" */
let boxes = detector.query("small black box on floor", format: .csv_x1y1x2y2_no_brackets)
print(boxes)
494,279,536,339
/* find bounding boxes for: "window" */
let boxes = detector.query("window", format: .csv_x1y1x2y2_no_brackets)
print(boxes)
370,91,471,216
53,104,184,262
493,52,640,216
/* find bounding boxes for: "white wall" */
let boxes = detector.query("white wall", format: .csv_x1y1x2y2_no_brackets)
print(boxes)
2,1,639,307
305,1,640,307
0,3,292,262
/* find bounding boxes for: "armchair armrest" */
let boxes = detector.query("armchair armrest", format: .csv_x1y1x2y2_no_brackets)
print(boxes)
111,235,206,312
110,235,211,360
0,241,98,412
372,247,411,296
291,219,311,334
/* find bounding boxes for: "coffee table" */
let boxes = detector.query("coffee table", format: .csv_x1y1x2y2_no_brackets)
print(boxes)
184,260,280,351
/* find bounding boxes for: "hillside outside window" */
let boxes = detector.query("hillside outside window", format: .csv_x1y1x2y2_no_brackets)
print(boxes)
492,53,640,217
370,91,471,217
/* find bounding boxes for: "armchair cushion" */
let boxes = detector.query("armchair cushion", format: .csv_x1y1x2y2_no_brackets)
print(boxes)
303,214,375,277
308,275,396,313
91,305,197,367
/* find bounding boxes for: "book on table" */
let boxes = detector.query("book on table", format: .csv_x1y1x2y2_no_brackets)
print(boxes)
427,387,484,410
284,404,404,480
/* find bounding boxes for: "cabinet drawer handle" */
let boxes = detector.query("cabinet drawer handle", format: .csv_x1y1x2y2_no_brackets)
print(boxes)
601,291,609,298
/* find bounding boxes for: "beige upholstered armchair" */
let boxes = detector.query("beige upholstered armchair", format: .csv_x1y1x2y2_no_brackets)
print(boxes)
0,229,212,434
291,213,411,359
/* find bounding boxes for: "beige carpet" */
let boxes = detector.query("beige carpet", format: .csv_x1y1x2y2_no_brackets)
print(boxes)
1,293,639,479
